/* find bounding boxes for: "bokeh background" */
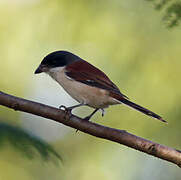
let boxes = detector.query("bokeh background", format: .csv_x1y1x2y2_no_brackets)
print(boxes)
0,0,181,179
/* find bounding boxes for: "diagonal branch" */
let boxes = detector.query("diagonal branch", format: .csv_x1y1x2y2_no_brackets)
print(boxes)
0,91,181,167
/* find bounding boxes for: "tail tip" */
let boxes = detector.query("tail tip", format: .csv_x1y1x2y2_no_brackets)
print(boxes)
159,117,168,124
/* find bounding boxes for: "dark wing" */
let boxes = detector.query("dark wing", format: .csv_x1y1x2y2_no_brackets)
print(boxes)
65,60,128,99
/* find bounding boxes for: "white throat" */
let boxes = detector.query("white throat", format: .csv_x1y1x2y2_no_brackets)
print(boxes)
46,66,66,82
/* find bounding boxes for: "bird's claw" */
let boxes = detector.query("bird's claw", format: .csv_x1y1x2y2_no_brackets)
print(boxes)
59,105,67,110
59,105,73,118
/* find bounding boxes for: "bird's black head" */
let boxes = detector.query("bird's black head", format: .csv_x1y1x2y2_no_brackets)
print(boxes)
35,51,82,74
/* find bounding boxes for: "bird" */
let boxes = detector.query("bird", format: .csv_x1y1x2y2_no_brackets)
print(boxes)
34,50,166,123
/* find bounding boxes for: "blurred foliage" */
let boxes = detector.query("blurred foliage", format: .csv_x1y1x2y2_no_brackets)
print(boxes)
146,0,181,27
0,0,181,179
0,122,61,161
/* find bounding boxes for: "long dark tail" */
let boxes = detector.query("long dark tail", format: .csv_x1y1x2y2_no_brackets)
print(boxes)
113,95,166,123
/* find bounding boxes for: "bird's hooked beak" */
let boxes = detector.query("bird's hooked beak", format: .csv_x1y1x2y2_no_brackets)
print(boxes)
34,64,49,74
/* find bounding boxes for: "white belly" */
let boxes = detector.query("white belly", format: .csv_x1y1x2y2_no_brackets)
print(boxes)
47,67,118,108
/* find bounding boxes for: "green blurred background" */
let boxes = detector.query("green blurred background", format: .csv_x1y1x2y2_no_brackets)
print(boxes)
0,0,181,179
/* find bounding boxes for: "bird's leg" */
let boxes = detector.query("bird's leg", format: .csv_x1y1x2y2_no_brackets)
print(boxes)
75,108,99,133
84,108,99,121
101,109,105,117
76,108,103,132
59,103,85,114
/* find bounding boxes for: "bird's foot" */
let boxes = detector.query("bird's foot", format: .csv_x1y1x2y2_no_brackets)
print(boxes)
59,105,73,118
59,103,85,113
59,105,73,113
